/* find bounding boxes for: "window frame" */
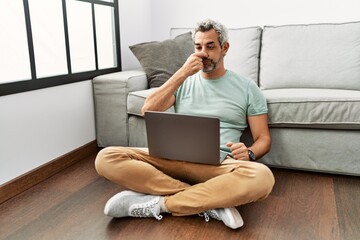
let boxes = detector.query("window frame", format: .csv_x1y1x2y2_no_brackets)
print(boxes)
0,0,121,96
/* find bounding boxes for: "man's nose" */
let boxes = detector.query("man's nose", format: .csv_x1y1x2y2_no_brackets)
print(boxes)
201,48,209,57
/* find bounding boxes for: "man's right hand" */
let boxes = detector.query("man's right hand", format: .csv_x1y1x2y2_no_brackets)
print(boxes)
141,52,207,115
180,52,209,77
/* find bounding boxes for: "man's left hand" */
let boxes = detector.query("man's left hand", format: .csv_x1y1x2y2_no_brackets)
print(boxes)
226,142,250,161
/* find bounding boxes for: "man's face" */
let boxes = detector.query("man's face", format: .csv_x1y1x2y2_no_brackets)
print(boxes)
194,29,227,73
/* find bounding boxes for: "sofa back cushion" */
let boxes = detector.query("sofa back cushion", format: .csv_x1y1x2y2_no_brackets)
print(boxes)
171,27,262,83
259,21,360,90
130,32,194,88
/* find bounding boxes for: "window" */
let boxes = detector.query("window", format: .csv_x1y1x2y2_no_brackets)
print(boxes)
0,0,31,84
29,0,68,78
0,0,121,96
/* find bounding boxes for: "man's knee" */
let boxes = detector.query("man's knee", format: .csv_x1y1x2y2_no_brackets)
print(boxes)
95,147,111,176
232,161,275,202
94,146,126,176
254,163,275,197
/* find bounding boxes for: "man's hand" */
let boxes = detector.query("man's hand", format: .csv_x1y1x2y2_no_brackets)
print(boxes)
226,142,250,161
180,52,209,76
141,53,208,114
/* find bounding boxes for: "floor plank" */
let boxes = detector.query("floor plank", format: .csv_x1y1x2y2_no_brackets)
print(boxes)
0,153,359,240
334,175,360,240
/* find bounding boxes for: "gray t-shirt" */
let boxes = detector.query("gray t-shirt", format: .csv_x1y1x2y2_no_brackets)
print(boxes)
175,70,267,152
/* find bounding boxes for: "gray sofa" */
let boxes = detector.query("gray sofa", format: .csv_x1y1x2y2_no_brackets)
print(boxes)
93,21,360,176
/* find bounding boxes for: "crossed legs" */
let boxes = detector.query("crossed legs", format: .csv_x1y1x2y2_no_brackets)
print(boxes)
95,146,275,216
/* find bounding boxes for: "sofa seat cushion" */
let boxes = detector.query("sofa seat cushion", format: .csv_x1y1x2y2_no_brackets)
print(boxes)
127,88,174,116
263,88,360,129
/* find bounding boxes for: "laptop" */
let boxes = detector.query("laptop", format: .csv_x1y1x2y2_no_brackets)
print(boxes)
144,111,230,165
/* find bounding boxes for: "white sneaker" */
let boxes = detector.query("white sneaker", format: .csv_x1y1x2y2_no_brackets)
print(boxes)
201,207,244,229
104,190,163,220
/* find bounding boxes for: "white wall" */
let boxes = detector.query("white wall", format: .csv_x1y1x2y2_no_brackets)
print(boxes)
120,0,360,70
119,0,152,70
0,81,96,185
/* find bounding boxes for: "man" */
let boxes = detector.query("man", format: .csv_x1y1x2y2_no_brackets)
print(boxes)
95,19,275,229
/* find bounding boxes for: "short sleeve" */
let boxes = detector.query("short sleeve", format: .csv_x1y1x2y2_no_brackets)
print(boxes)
247,81,268,115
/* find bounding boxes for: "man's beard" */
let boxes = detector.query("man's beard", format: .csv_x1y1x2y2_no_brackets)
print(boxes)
202,57,222,73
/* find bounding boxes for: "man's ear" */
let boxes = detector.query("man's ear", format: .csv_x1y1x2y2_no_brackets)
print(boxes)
222,42,230,56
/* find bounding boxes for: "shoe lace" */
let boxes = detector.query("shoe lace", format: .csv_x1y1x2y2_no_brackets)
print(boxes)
199,209,220,222
130,197,163,220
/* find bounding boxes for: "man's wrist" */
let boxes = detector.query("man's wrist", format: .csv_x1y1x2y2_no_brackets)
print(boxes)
248,149,256,161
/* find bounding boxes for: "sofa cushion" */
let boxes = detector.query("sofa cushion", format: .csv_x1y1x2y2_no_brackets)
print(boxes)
129,32,194,88
260,21,360,90
127,88,174,116
264,88,360,129
170,27,262,83
128,88,158,116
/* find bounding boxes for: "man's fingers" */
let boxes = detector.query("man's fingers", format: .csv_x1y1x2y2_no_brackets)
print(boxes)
229,142,245,151
193,52,208,59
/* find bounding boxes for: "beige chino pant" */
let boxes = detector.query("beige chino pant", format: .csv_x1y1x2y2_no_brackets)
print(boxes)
95,146,275,216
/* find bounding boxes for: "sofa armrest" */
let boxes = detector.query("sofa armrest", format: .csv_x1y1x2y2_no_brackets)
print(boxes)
92,70,148,147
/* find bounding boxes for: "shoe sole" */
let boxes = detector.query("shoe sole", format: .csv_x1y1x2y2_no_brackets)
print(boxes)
104,190,145,216
224,207,244,229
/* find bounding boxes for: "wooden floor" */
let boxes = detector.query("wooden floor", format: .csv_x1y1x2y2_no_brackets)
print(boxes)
1,152,359,240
